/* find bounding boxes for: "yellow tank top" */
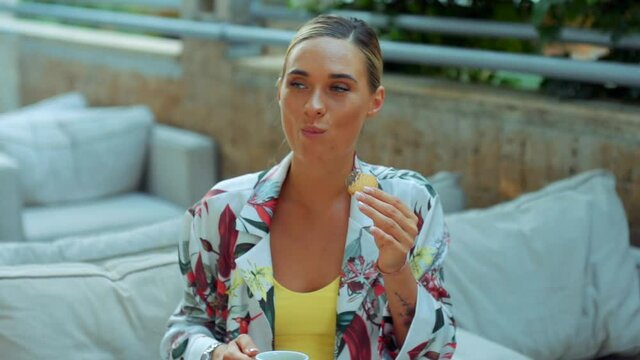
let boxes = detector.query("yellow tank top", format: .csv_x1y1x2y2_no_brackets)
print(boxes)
274,277,340,360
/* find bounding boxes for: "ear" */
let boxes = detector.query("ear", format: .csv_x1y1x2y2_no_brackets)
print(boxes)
366,85,385,118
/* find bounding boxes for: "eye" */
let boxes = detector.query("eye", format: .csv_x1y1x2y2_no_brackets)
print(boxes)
289,81,306,89
331,85,350,93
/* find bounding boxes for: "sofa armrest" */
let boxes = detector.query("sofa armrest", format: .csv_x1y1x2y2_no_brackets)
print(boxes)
146,124,217,209
0,151,24,242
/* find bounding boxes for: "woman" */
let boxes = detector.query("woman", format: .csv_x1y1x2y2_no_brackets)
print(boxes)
161,15,456,360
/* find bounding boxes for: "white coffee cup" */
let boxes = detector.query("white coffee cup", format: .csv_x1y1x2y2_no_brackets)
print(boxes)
255,350,309,360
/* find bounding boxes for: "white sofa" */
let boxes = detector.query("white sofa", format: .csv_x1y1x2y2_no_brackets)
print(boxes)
0,225,529,360
0,167,638,359
0,93,217,242
0,169,528,360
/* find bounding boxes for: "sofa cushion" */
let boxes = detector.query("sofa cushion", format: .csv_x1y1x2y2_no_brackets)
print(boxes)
453,328,531,360
443,170,640,359
0,252,183,360
533,170,640,357
0,216,182,265
0,105,154,205
23,192,183,242
0,92,87,121
445,188,593,359
428,171,466,213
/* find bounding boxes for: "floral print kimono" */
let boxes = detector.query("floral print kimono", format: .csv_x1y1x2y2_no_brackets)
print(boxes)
161,153,456,360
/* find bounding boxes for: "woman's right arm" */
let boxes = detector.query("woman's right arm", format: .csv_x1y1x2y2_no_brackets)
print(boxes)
160,195,261,360
160,207,224,360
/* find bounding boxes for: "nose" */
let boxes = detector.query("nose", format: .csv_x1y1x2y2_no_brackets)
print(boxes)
304,89,326,119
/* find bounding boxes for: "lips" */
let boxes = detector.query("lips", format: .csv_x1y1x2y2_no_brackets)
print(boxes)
301,126,327,135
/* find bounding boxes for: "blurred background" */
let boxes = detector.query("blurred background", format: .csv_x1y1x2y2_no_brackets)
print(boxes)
0,0,639,245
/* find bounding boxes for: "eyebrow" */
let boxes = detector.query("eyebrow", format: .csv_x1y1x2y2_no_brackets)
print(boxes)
287,69,358,83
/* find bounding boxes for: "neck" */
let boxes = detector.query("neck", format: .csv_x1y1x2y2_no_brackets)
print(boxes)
282,151,355,209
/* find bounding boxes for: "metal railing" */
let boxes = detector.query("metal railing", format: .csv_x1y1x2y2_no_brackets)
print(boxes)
1,2,639,88
21,0,180,11
250,1,640,50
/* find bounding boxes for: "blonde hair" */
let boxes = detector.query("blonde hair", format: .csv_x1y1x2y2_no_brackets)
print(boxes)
280,15,383,93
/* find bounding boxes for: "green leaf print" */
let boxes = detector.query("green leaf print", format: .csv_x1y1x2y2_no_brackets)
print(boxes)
178,257,191,276
255,169,269,185
337,338,346,359
432,307,444,333
343,230,363,262
337,311,356,332
178,242,191,275
234,243,255,259
242,218,270,234
171,337,188,359
258,286,275,335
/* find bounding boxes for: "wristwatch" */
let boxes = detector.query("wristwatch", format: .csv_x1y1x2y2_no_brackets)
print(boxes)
201,342,223,360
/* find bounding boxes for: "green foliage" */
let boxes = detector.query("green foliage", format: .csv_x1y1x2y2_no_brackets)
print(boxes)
290,0,639,101
532,0,640,44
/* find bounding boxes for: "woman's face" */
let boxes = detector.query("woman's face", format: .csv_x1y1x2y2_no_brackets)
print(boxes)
277,37,384,162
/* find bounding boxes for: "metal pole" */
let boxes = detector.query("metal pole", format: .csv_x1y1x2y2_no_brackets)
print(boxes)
250,3,640,50
381,41,640,87
1,3,639,87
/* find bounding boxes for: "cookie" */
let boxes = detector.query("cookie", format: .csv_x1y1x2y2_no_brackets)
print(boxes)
346,170,378,195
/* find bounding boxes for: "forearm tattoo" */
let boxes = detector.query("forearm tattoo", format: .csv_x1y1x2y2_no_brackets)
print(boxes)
394,292,416,327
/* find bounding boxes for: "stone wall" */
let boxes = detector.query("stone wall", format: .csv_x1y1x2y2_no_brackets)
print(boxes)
9,26,640,245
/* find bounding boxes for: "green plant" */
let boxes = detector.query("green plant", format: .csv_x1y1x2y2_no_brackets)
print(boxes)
532,1,639,101
532,0,640,45
289,0,639,102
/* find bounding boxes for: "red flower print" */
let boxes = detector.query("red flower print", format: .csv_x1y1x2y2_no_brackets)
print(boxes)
205,304,215,318
186,271,195,285
407,341,429,360
189,189,226,218
194,254,209,299
348,280,365,294
414,207,424,233
420,271,450,301
343,314,371,360
373,283,385,297
342,256,377,296
217,205,239,278
221,308,229,320
200,238,216,253
216,279,227,295
203,188,226,201
247,176,281,228
426,351,440,360
378,316,399,357
249,198,278,227
232,313,263,335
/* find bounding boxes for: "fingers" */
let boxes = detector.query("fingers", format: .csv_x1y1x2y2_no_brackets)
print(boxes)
358,200,413,250
363,186,415,219
221,341,253,360
359,187,419,238
234,334,259,357
356,196,417,249
370,225,403,251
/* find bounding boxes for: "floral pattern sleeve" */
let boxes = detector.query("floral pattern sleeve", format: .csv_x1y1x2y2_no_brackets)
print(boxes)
378,178,456,360
160,189,229,360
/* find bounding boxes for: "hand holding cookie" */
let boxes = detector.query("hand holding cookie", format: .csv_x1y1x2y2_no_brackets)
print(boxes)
347,171,420,274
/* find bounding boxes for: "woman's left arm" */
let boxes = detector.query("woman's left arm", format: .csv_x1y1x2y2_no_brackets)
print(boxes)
356,183,456,359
